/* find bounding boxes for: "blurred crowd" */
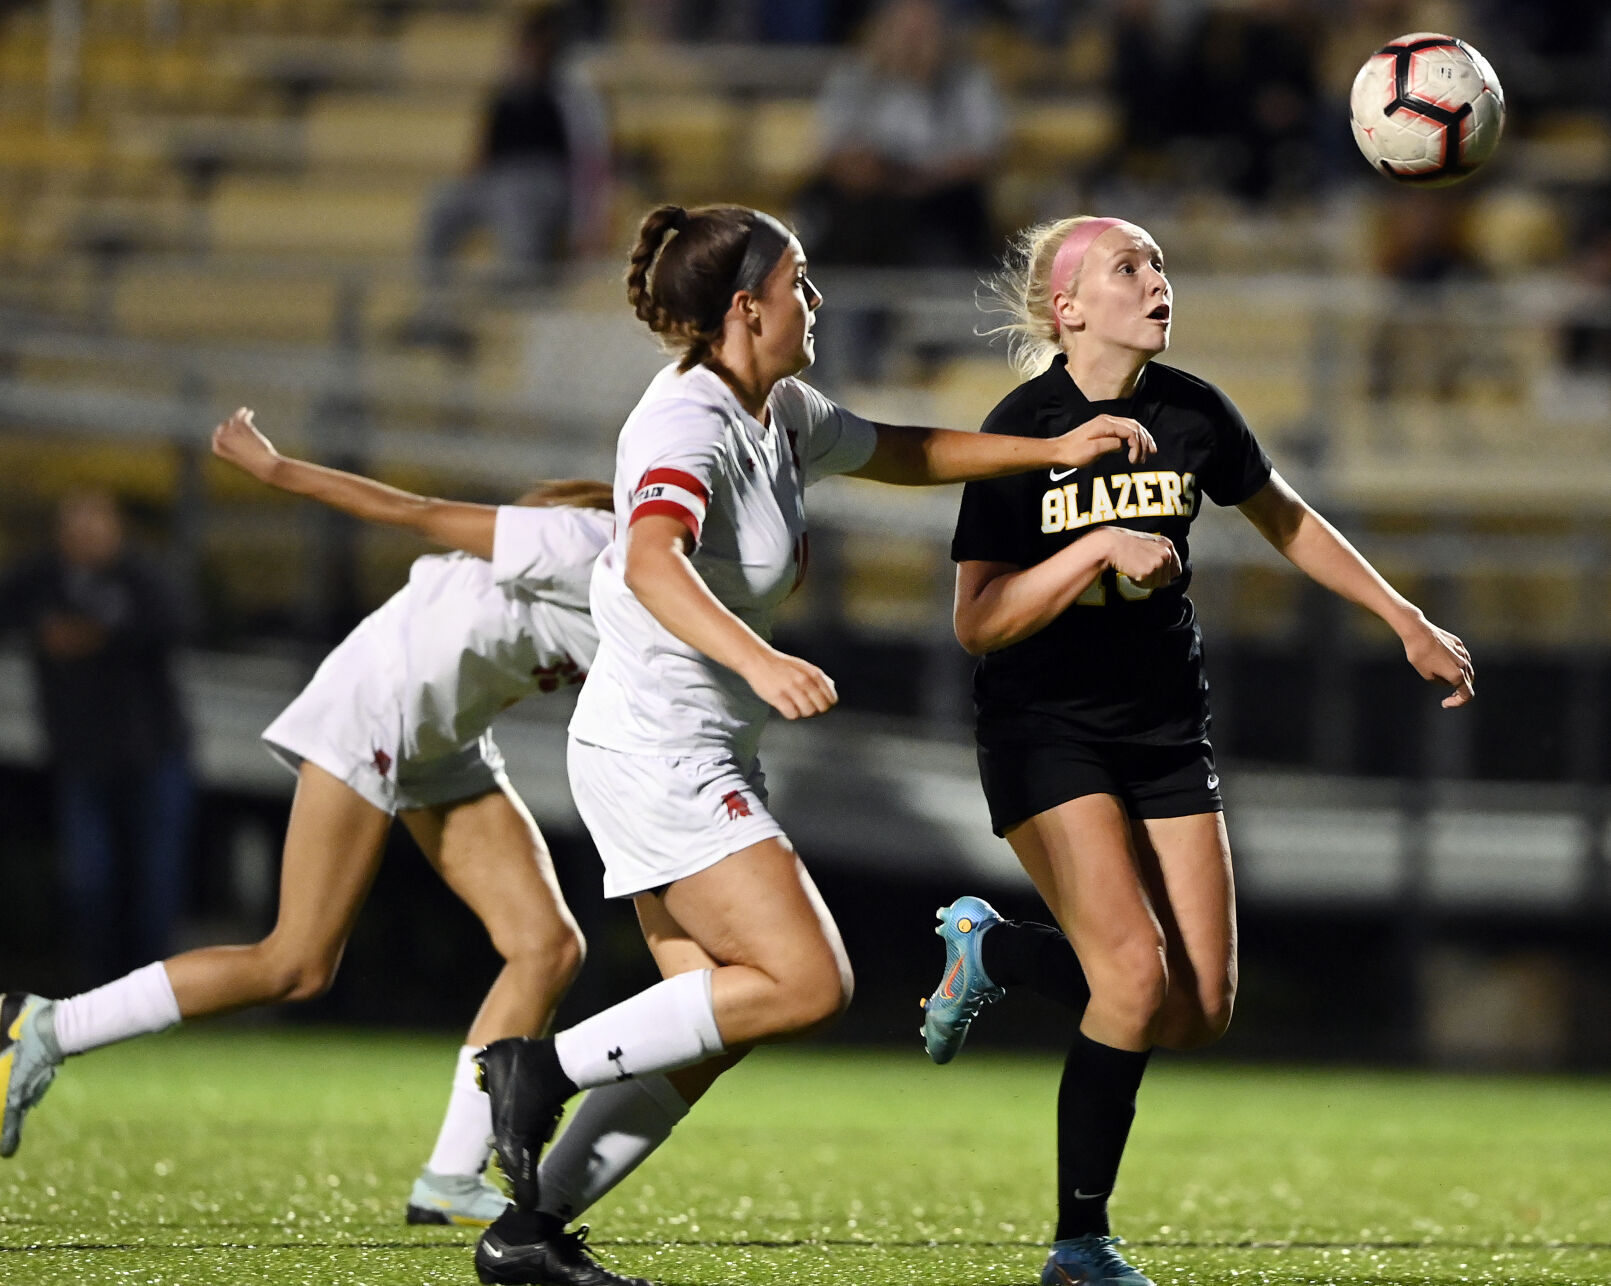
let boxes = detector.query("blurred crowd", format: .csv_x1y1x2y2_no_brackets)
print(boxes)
425,0,1608,290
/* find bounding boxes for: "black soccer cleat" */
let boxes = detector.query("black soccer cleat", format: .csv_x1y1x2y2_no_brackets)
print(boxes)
474,1038,572,1212
475,1221,652,1286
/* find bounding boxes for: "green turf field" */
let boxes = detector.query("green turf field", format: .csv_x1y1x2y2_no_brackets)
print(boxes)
2,1029,1608,1285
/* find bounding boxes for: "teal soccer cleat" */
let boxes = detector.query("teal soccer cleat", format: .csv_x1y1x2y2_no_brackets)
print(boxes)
1,993,62,1159
406,1166,511,1226
1041,1235,1154,1285
920,895,1003,1065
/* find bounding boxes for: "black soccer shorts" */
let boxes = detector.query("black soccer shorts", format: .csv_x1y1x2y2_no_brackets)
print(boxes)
975,711,1223,837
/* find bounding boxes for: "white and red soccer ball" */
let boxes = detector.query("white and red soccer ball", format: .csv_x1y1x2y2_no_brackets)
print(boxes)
1349,33,1506,186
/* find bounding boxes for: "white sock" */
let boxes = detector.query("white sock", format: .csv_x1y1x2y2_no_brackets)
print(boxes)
52,961,182,1056
553,970,723,1090
537,1073,688,1223
425,1045,494,1178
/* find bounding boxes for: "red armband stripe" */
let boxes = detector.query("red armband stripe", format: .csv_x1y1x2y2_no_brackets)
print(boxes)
637,467,709,505
630,499,701,540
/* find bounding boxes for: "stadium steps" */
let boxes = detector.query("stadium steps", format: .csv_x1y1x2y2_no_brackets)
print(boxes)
302,93,479,176
207,176,426,258
0,433,184,507
745,98,820,196
612,92,744,201
111,261,348,343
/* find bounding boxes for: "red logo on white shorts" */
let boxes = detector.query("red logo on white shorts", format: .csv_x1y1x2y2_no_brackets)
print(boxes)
373,748,392,776
721,791,751,820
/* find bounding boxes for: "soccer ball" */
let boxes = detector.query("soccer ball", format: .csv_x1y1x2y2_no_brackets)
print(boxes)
1348,33,1506,186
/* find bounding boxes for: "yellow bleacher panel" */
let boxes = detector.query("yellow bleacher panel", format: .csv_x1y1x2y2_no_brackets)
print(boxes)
841,531,948,633
1007,99,1118,170
396,13,505,89
746,99,819,195
1523,110,1611,185
973,25,1047,93
112,264,341,343
304,95,479,175
926,356,1018,430
0,435,179,506
1209,371,1311,435
0,123,106,175
612,93,740,198
1462,570,1582,647
209,177,423,257
1061,22,1114,88
1466,189,1567,274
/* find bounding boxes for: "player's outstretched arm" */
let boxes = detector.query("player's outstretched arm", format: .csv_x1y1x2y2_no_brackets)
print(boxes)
849,415,1157,487
1239,471,1474,708
624,512,837,721
210,408,498,559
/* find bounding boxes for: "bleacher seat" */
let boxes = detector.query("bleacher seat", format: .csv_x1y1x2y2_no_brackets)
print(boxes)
303,94,478,176
208,176,422,257
112,263,343,343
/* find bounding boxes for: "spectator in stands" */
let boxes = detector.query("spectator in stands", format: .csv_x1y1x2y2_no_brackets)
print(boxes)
795,0,1006,267
1561,200,1611,376
1162,0,1325,204
1107,0,1194,185
0,490,195,984
418,4,610,287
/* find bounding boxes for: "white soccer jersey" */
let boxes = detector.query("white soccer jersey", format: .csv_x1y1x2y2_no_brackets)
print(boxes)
569,362,878,759
267,505,610,785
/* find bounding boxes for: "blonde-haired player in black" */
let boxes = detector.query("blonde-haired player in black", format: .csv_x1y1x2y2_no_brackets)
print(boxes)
922,216,1475,1286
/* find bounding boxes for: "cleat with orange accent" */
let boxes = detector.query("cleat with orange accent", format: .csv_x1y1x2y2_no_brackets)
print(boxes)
1041,1235,1152,1284
921,896,1003,1065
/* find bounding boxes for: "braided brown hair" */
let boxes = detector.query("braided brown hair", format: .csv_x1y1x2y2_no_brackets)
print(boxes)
625,204,768,372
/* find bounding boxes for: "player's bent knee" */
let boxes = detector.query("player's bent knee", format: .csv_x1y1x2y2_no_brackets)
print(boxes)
272,957,340,1004
1092,950,1169,1029
496,919,585,983
1155,985,1235,1051
1199,989,1235,1044
776,960,854,1035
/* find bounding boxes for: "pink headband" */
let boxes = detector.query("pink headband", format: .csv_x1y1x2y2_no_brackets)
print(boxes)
1049,217,1127,327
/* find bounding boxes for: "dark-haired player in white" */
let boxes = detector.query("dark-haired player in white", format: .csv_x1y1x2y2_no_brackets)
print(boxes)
921,216,1475,1286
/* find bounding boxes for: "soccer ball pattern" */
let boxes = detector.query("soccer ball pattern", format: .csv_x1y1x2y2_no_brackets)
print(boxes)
1349,33,1506,186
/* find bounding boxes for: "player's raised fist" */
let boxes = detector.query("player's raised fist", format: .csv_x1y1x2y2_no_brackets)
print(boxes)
210,407,279,479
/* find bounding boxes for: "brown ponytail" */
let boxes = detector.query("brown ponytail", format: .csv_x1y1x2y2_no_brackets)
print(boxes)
513,479,615,512
624,203,779,372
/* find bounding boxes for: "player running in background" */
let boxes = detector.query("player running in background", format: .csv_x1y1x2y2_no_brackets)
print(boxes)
1,410,610,1241
920,216,1476,1286
464,203,1162,1286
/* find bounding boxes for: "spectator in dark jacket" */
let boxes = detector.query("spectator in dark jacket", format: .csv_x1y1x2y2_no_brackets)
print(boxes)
0,490,195,982
419,4,610,285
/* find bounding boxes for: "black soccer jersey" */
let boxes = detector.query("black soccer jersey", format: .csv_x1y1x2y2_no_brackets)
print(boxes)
951,354,1272,744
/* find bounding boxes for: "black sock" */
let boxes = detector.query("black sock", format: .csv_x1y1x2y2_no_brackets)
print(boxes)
1054,1031,1150,1241
490,1205,551,1243
980,920,1090,1010
530,1035,580,1102
534,1211,565,1239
